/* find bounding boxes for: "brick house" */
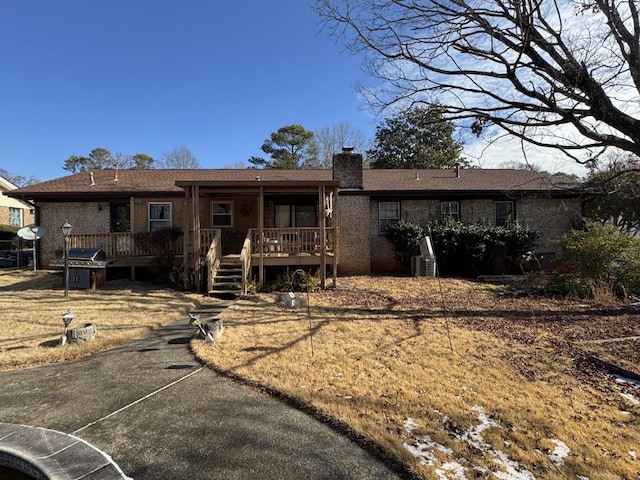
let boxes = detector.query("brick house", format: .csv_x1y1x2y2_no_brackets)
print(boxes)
7,149,582,291
0,176,34,229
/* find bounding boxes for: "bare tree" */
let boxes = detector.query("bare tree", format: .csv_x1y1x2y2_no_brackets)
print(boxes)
0,169,39,187
158,147,201,169
316,0,640,169
315,122,371,168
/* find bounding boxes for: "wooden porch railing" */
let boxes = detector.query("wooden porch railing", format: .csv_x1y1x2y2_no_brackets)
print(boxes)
249,227,336,256
205,229,222,294
239,230,252,294
69,230,219,258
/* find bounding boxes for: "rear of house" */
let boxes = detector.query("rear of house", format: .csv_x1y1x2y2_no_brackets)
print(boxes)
7,150,583,289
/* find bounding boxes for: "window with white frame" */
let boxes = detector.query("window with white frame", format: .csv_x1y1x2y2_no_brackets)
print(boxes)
8,208,22,227
441,201,460,221
495,201,514,227
212,201,233,227
379,201,400,234
148,202,172,231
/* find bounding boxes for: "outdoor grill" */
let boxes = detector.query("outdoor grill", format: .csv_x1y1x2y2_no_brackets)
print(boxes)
50,248,110,289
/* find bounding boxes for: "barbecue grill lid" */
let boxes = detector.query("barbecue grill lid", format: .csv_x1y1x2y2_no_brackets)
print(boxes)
66,248,106,261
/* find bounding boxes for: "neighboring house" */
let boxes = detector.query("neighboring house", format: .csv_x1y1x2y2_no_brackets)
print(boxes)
0,175,34,228
7,149,582,292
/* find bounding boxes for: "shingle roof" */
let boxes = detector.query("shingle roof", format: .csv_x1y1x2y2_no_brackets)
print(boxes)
362,168,579,193
6,167,580,199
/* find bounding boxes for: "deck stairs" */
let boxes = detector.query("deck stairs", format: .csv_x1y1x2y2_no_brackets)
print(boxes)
209,254,243,297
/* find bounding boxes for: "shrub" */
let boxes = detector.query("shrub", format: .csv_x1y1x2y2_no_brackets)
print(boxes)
0,224,18,241
132,228,183,284
384,218,539,276
384,219,425,270
0,224,19,251
426,219,538,277
260,269,321,293
555,219,640,297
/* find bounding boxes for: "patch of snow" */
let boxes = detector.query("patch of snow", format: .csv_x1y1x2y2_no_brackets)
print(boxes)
405,407,538,479
620,392,640,405
404,433,454,466
629,450,637,460
549,439,570,466
612,373,640,388
405,418,420,432
435,461,467,480
404,441,437,466
492,449,536,480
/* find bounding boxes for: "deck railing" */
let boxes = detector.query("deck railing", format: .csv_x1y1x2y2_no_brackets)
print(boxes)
205,229,222,293
249,227,336,256
239,230,252,294
69,230,218,258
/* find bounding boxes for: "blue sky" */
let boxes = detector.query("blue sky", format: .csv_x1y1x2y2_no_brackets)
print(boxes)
0,1,589,182
0,0,379,181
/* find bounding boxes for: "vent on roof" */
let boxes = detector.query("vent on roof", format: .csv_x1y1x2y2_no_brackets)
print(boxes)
89,172,95,186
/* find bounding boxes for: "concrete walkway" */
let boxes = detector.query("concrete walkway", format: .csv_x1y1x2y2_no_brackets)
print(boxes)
0,301,405,480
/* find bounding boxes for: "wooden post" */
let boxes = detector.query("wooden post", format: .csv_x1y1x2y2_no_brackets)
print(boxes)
258,186,264,286
320,185,326,289
183,186,190,288
193,186,201,291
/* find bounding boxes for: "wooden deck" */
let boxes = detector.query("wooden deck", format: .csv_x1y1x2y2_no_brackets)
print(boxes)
69,227,337,290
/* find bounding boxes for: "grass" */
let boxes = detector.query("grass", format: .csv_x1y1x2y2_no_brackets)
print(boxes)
3,270,639,479
0,269,201,370
192,276,640,480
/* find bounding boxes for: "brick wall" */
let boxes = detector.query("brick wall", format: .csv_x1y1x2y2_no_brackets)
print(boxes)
365,196,582,273
516,197,582,254
332,150,363,190
39,202,110,266
337,195,371,274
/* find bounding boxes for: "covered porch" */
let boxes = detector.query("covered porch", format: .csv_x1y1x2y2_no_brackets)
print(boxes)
179,178,340,293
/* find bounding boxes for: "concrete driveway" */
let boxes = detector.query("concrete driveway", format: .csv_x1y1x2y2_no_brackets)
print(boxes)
0,304,407,480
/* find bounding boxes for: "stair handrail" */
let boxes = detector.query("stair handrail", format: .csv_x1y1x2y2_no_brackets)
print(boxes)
205,229,222,293
240,230,252,294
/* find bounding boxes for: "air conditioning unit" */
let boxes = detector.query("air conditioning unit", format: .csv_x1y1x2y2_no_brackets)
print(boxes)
412,256,437,277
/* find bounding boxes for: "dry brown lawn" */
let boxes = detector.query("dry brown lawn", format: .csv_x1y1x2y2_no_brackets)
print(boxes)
0,269,201,370
193,276,640,480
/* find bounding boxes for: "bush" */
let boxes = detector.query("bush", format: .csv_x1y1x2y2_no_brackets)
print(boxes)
132,228,183,284
0,224,18,241
260,269,321,293
384,218,538,276
555,219,640,297
384,219,425,270
0,224,19,251
426,219,538,277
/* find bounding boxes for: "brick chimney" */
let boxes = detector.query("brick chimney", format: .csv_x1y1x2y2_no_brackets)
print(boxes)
332,147,363,190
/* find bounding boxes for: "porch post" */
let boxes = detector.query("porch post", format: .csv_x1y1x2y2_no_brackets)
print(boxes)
320,185,326,289
183,186,190,287
193,185,201,290
332,187,338,287
129,196,135,281
258,186,264,286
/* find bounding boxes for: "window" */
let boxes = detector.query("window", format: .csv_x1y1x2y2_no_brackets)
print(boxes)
441,201,460,221
379,201,400,234
8,208,22,227
495,201,514,227
110,203,130,232
274,204,317,228
212,201,233,227
148,203,172,231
